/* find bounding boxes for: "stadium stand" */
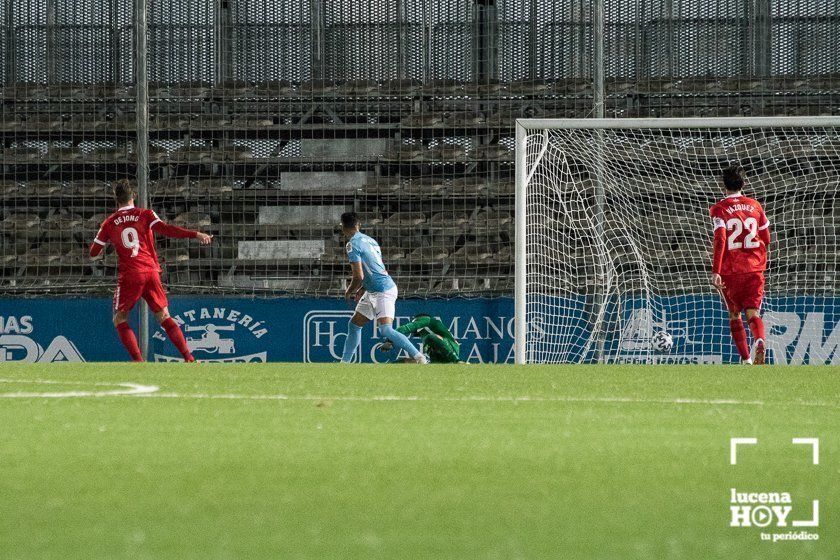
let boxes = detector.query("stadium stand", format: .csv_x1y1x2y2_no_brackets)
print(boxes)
0,0,839,298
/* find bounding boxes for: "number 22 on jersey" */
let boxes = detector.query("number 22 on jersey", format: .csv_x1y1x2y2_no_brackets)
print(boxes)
726,217,760,250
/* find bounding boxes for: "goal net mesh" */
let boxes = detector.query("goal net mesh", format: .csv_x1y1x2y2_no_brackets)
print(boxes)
522,123,840,364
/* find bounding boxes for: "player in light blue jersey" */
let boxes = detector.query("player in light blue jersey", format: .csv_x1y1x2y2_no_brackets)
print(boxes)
339,212,426,364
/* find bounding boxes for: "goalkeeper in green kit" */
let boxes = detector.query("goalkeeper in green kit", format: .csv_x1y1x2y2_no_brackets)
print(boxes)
380,313,462,363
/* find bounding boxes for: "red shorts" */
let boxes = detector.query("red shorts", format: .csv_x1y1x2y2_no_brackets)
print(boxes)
113,270,168,314
720,272,765,313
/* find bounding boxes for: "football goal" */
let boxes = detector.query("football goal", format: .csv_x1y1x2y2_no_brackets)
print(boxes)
514,117,840,365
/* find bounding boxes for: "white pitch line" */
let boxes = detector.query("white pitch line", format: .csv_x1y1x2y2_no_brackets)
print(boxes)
0,379,837,409
0,379,159,398
132,392,840,408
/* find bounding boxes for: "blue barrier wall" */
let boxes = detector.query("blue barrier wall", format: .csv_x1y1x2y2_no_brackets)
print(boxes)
0,296,838,364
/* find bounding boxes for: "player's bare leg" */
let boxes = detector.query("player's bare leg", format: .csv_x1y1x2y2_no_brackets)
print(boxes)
745,308,766,365
113,310,144,362
377,317,426,364
154,307,195,362
727,311,752,364
340,312,369,362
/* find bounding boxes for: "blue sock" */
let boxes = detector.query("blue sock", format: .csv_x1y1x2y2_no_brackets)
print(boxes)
379,324,421,359
341,321,363,363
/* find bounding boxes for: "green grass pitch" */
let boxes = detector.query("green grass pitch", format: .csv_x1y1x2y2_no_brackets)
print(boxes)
0,363,838,559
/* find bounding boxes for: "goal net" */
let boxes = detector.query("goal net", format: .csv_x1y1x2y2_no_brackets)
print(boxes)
514,117,840,365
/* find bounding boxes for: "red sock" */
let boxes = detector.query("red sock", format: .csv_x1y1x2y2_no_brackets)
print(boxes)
162,317,194,362
116,322,144,362
748,315,766,345
729,318,750,361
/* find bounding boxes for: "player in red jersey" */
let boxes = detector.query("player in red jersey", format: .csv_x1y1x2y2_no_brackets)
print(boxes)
709,165,770,365
89,180,213,361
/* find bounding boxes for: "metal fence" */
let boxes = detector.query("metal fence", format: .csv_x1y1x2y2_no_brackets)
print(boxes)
1,0,839,298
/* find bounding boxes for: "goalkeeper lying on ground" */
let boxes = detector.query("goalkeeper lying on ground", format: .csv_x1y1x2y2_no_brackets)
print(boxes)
380,314,462,363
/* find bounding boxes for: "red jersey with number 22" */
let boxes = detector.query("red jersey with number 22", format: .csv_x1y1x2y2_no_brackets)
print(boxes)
94,206,162,275
709,194,770,275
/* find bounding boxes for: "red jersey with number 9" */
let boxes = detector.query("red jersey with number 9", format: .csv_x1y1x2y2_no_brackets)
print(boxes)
709,194,770,275
94,205,162,275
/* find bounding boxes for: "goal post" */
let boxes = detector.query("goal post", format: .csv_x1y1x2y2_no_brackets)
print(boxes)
515,117,840,365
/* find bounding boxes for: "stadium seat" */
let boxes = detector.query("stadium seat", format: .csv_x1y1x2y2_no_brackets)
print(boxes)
30,114,65,131
151,114,192,130
1,213,40,236
0,181,19,199
170,146,211,163
363,178,402,195
507,80,554,95
383,141,426,161
451,244,494,264
382,79,421,96
298,79,339,96
74,180,111,197
427,144,467,161
170,81,211,99
193,116,231,130
472,144,513,161
214,80,255,98
474,206,513,226
66,114,108,131
383,212,426,226
21,181,63,196
60,246,89,266
319,244,347,266
22,244,63,267
464,80,506,95
219,146,254,161
493,245,512,264
447,112,488,127
43,212,84,239
174,212,212,228
0,116,22,131
230,117,274,129
386,247,408,262
160,247,190,263
450,176,488,195
357,212,384,226
406,178,448,196
420,80,465,95
429,212,471,230
8,83,47,99
87,147,127,163
408,245,449,264
338,80,381,96
191,178,233,196
401,112,447,128
48,147,84,162
84,214,108,235
252,81,296,97
487,181,514,196
154,178,190,197
5,147,42,162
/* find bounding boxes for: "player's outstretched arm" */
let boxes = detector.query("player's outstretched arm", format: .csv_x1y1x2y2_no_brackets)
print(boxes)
151,220,213,245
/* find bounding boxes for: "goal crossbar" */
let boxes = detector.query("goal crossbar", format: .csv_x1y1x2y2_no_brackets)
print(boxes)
517,117,840,131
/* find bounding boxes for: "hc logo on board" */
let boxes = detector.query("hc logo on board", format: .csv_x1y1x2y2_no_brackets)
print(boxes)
303,310,358,363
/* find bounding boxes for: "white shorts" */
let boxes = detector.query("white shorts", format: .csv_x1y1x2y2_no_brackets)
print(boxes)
355,286,398,321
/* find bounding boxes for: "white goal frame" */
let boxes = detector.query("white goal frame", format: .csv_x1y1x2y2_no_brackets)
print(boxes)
514,116,840,365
